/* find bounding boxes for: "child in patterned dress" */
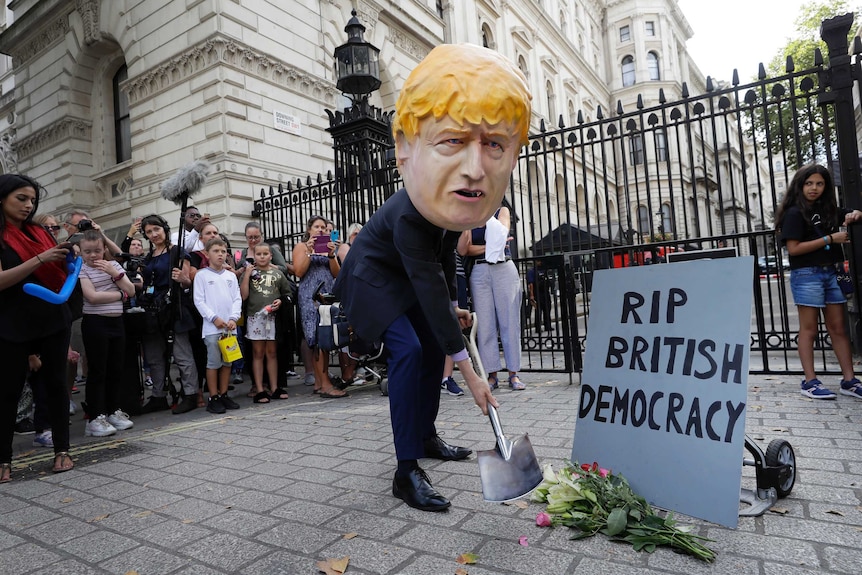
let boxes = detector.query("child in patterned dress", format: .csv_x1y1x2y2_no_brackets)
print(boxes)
240,243,294,402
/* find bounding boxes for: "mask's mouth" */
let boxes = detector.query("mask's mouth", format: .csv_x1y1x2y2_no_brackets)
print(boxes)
455,190,483,198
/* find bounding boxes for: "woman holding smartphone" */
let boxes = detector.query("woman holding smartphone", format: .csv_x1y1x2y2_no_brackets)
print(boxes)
292,215,346,398
0,174,76,480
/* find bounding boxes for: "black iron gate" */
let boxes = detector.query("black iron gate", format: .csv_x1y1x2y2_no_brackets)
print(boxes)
254,14,862,378
501,14,862,377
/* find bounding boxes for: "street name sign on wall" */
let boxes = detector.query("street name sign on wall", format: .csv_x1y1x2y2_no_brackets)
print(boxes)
273,110,301,135
571,257,754,528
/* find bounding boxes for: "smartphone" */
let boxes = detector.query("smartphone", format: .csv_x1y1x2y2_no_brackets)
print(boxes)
331,230,340,242
313,234,331,254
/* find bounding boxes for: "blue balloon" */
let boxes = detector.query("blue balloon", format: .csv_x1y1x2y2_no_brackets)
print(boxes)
23,254,82,304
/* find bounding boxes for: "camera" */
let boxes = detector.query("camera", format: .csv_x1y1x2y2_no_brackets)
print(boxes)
115,252,145,280
76,219,94,231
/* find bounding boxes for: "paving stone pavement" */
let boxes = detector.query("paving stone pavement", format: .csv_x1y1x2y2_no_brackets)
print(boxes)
4,372,862,574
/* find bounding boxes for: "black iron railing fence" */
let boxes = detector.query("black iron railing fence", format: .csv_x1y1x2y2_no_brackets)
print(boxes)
253,14,862,377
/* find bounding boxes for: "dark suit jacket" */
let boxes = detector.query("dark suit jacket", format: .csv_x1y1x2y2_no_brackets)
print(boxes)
333,189,464,356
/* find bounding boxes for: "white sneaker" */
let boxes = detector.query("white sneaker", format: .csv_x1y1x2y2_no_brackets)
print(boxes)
69,400,77,416
85,415,117,437
32,430,53,448
107,409,134,431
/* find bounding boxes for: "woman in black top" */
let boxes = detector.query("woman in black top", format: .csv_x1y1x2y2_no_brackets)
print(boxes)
137,214,199,414
776,163,862,399
0,174,75,481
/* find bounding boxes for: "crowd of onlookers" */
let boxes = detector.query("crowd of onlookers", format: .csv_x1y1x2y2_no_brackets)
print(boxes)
6,196,387,468
3,174,538,482
12,208,370,427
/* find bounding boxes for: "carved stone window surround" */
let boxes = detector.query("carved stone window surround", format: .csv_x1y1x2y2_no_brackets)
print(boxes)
91,158,134,201
122,34,338,108
15,117,92,160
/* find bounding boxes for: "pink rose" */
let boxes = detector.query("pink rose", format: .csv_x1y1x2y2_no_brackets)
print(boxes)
599,468,610,478
536,512,552,527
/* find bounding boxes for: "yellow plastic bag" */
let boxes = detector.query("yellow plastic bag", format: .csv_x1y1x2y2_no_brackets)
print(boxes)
218,332,243,363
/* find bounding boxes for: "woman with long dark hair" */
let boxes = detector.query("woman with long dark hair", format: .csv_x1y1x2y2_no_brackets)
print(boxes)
0,174,75,481
137,214,200,414
776,163,862,399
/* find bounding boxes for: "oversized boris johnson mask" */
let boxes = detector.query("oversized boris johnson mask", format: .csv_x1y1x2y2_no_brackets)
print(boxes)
392,43,532,232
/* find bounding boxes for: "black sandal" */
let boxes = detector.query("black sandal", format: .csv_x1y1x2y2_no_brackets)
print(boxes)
253,391,271,403
331,377,350,391
319,390,349,399
270,387,289,400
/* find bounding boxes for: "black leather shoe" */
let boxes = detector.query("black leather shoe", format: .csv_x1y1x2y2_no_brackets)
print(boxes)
423,435,472,461
392,468,451,512
140,396,169,414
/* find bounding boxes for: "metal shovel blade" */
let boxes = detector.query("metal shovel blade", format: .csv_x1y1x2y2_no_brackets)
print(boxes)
464,313,542,502
477,405,544,503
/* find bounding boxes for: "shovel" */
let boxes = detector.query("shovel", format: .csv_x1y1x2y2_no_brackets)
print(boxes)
465,313,544,503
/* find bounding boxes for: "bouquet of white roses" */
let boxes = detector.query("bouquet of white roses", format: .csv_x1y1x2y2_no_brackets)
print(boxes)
531,461,716,563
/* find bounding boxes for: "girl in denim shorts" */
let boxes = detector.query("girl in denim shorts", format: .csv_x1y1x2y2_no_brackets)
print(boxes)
776,164,862,400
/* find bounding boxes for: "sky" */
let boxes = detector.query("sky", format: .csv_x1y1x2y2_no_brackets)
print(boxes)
676,0,810,82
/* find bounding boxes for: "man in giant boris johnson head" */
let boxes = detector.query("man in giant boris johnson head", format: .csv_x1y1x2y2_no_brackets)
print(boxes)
334,43,531,512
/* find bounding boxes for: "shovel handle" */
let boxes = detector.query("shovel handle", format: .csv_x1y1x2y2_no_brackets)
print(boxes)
465,313,510,457
487,404,504,439
465,312,486,379
487,404,512,459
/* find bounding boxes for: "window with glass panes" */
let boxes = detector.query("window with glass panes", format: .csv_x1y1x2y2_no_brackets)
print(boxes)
620,25,630,42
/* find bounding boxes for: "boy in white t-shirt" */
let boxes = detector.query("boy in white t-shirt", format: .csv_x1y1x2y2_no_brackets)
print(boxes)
193,238,243,414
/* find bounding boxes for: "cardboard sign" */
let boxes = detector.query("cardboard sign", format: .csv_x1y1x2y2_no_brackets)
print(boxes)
571,257,754,528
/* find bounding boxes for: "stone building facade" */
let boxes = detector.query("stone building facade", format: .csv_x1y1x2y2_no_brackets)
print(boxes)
0,0,763,246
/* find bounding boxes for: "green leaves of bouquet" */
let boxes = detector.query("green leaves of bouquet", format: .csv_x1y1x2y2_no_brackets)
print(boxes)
531,461,716,563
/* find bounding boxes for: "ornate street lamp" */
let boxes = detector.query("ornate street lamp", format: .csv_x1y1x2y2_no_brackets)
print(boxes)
333,9,381,103
326,8,394,234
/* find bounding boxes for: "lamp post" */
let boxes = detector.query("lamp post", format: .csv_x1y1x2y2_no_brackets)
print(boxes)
326,8,394,232
333,9,381,104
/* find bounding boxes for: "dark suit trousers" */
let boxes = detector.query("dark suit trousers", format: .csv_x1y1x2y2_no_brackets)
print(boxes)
381,304,445,461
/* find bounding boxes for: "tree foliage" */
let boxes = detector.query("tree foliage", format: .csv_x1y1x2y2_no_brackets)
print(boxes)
747,1,859,171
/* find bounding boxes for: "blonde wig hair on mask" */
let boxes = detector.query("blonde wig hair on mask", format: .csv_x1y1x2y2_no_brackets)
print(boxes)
392,43,532,146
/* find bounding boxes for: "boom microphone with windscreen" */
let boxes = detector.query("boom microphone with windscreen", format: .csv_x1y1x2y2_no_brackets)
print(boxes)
159,160,211,316
160,159,210,204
